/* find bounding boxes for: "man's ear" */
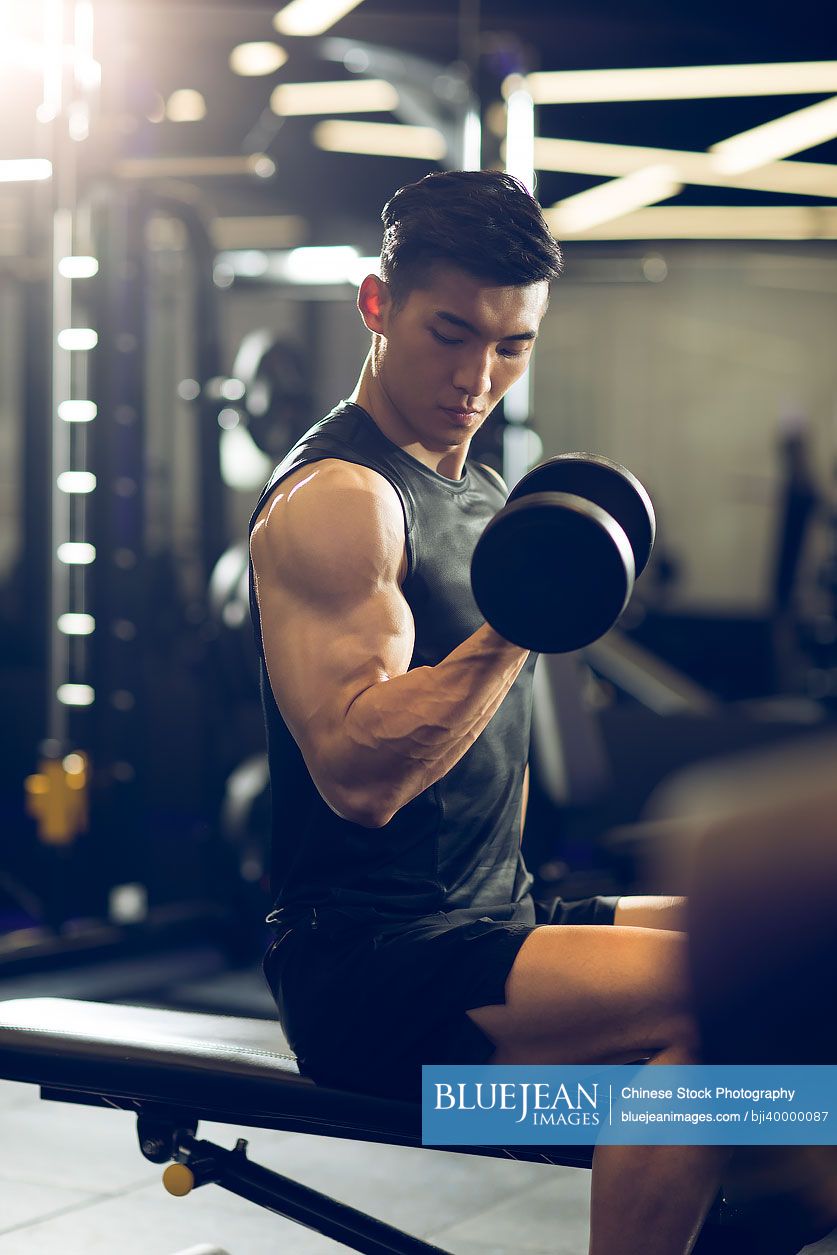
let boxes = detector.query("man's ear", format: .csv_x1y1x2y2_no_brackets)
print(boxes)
357,274,392,335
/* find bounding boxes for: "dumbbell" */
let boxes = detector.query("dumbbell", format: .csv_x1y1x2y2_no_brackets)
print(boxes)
470,453,656,653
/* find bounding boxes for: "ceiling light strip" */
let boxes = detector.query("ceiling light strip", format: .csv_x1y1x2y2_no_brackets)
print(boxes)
526,61,837,104
0,159,53,183
533,137,837,199
271,78,398,116
229,42,288,77
273,0,366,37
116,155,272,179
710,96,837,173
550,165,683,234
505,79,535,192
313,119,446,160
544,204,837,239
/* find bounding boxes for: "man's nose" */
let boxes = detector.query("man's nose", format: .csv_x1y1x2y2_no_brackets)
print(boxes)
452,346,492,398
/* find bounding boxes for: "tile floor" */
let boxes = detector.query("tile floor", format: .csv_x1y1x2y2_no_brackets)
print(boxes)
1,966,835,1255
0,1074,583,1254
2,1074,837,1255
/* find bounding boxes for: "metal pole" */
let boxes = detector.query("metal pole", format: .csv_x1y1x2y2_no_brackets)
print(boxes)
501,71,540,487
458,0,482,169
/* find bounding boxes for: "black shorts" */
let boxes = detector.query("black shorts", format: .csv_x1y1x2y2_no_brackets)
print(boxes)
262,895,619,1103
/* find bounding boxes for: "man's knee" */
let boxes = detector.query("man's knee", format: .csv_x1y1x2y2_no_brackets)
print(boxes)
614,895,687,932
466,923,695,1064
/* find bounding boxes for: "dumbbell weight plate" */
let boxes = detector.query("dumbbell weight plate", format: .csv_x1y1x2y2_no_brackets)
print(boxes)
471,491,635,653
507,453,655,578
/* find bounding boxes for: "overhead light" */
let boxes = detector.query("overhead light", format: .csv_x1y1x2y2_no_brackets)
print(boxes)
532,136,837,199
229,42,288,76
57,328,97,350
144,154,273,179
221,378,246,401
542,204,837,239
57,542,96,565
58,255,98,278
57,471,96,494
284,245,358,282
313,119,446,160
212,263,232,289
75,57,101,94
38,0,65,123
220,425,273,491
270,78,398,116
462,108,481,171
505,78,535,193
524,61,837,104
68,100,91,144
116,154,274,179
273,0,366,37
504,369,532,423
346,254,381,285
0,159,52,182
58,400,96,422
57,613,95,636
57,684,95,707
710,96,837,173
226,249,269,277
218,408,240,430
550,165,682,235
73,0,96,88
215,247,380,285
165,90,206,122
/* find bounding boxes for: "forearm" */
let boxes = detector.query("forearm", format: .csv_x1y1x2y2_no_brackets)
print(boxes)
325,624,528,826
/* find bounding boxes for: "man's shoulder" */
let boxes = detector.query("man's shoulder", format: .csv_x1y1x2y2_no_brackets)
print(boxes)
282,457,400,501
250,457,404,564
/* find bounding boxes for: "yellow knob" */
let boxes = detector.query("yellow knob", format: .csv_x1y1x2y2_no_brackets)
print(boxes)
162,1163,195,1196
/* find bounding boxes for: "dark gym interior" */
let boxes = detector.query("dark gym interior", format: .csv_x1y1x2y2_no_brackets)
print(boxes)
1,1,836,1252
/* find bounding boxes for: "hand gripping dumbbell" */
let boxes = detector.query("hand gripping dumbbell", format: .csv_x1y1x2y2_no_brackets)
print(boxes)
470,453,656,653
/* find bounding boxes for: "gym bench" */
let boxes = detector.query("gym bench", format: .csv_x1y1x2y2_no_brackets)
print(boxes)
4,997,809,1253
0,997,597,1255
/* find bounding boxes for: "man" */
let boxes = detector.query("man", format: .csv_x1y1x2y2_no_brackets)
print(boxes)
249,170,723,1254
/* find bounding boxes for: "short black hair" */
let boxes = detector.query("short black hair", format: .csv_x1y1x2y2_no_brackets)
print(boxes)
380,170,564,305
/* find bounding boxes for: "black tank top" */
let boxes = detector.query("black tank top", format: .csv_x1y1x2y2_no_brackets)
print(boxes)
248,402,537,929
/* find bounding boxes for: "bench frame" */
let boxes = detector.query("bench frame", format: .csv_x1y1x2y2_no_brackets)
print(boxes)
42,1086,453,1254
0,997,595,1255
1,996,793,1254
40,1080,593,1255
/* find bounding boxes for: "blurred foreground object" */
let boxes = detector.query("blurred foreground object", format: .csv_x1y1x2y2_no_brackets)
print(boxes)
650,733,837,1063
649,736,837,1243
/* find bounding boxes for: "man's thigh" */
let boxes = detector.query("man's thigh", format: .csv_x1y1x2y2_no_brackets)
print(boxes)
466,922,693,1065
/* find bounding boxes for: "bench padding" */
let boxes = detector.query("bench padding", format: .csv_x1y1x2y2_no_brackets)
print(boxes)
0,997,593,1166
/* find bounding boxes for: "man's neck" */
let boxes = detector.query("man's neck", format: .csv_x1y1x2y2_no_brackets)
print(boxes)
350,353,468,481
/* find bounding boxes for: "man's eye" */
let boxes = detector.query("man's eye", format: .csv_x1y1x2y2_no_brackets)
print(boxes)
499,347,525,358
431,329,462,345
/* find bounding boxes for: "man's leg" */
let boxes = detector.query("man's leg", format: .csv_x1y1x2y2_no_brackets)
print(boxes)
614,894,687,931
466,923,726,1255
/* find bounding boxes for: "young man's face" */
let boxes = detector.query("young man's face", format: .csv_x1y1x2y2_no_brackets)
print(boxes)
369,263,549,453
